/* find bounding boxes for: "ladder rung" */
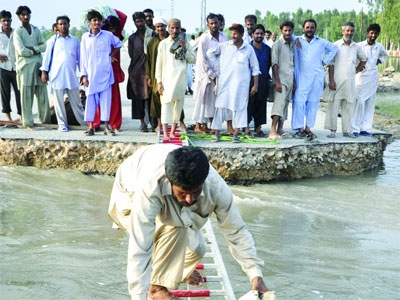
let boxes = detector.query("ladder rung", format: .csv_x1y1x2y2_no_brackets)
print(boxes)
202,275,223,282
195,263,216,270
170,289,226,297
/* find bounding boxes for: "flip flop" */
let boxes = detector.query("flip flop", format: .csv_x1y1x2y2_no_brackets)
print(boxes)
327,132,336,138
212,135,220,142
279,132,291,138
268,134,281,141
232,136,240,143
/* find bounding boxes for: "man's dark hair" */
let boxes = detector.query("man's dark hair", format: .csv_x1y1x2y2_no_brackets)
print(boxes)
229,23,244,35
251,24,265,34
102,15,120,31
265,30,272,35
216,14,225,23
0,10,12,19
165,146,210,189
366,23,381,33
207,13,218,22
132,11,145,21
16,6,31,15
244,14,257,23
143,8,154,16
303,18,317,30
280,20,294,30
87,10,103,21
56,15,70,24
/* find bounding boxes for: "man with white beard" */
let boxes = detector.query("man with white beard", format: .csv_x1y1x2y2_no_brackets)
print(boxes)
324,21,367,138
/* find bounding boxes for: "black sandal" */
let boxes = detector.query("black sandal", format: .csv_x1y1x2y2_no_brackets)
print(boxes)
85,128,94,136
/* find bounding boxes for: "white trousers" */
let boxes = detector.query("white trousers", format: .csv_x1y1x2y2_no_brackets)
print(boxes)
53,88,85,126
351,94,376,132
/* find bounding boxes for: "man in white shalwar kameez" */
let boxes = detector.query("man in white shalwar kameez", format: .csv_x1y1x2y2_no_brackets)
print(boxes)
351,23,387,136
192,13,227,134
155,18,195,141
324,22,367,138
208,23,259,143
41,15,85,132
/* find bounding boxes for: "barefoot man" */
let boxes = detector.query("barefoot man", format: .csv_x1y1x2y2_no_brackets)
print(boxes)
109,144,273,299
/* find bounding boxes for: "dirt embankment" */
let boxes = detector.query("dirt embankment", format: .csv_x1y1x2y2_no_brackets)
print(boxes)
376,72,400,138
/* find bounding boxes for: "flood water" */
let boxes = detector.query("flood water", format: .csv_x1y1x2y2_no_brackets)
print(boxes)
1,136,399,299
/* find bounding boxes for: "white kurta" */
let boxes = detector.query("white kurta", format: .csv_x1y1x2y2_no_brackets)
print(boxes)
352,40,388,132
108,144,264,299
155,36,196,104
323,39,367,133
355,40,387,101
323,39,367,103
192,31,227,122
207,40,259,112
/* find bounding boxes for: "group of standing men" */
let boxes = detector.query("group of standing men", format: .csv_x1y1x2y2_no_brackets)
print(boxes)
187,14,387,144
1,8,387,139
0,6,124,135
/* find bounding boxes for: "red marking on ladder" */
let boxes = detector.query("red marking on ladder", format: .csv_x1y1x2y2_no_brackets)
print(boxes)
170,290,211,297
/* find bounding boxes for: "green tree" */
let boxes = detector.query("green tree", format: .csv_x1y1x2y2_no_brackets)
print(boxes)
362,0,400,49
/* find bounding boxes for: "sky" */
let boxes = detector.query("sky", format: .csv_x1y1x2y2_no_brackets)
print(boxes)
2,0,364,34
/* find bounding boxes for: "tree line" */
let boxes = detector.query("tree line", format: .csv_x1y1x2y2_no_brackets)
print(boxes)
255,1,398,50
40,1,398,51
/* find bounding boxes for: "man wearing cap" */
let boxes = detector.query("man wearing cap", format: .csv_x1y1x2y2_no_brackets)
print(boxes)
145,16,169,132
324,21,367,138
109,144,272,299
207,23,259,143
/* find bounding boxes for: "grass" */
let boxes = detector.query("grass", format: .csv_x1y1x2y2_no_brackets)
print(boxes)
375,102,400,119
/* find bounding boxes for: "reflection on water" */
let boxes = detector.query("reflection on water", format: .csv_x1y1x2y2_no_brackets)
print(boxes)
1,140,399,299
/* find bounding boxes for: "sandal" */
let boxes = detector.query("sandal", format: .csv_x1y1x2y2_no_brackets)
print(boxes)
306,132,318,141
343,132,357,138
293,131,306,139
140,126,148,132
232,135,240,143
268,134,281,141
104,128,116,136
5,124,18,128
279,132,291,138
211,135,220,142
327,132,336,138
254,131,265,137
85,128,95,136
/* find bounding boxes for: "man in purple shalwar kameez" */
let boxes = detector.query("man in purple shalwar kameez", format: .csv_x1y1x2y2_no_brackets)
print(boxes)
80,9,122,136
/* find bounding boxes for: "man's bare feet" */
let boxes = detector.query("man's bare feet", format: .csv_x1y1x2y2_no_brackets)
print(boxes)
186,270,203,286
147,284,179,300
194,126,206,134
